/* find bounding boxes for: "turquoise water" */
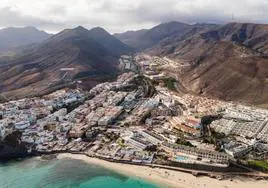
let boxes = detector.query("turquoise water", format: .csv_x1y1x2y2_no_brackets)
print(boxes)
175,156,188,161
0,158,160,188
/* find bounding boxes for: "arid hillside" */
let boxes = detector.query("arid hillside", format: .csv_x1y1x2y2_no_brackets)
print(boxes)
116,22,268,107
0,26,132,99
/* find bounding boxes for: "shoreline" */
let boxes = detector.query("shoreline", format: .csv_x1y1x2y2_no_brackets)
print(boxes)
57,153,268,188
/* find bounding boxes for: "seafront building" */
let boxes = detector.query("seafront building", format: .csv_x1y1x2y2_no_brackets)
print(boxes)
0,70,268,172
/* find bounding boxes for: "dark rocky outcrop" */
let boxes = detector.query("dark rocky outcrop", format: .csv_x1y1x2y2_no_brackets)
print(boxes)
0,131,30,160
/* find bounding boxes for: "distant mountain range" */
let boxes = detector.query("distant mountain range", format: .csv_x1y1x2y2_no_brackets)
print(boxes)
114,22,218,50
1,22,268,107
115,22,268,107
0,27,52,53
0,26,132,99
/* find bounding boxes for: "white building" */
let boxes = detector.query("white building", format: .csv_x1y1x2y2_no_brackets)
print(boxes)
15,121,30,130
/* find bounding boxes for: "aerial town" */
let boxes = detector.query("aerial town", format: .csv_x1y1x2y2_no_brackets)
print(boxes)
0,55,268,178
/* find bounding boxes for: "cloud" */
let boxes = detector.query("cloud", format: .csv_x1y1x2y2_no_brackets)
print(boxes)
47,5,67,17
0,7,53,26
0,0,268,33
0,6,63,31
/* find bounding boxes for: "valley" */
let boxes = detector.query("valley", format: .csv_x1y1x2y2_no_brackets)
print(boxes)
1,22,268,108
115,22,268,107
1,21,268,180
1,0,268,187
1,54,268,179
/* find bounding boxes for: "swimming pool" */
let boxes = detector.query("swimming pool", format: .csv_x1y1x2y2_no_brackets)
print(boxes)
175,155,188,161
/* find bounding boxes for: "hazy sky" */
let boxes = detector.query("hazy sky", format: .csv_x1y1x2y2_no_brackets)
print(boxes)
0,0,268,33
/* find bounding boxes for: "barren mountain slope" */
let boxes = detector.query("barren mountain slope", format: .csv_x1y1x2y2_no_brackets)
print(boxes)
116,22,268,107
149,23,268,106
0,26,132,99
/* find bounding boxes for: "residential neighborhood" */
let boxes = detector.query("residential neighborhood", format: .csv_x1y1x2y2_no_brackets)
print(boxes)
1,63,268,174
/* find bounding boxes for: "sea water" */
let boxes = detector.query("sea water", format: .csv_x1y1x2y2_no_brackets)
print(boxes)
0,158,160,188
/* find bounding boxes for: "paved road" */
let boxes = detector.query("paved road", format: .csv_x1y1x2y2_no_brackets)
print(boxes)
152,163,268,178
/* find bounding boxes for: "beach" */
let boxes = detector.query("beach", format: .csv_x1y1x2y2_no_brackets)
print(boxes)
58,153,268,188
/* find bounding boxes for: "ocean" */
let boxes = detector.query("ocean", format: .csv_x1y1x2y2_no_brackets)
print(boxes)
0,157,160,188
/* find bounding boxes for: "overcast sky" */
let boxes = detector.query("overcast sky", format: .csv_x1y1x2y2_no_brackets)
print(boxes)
0,0,268,33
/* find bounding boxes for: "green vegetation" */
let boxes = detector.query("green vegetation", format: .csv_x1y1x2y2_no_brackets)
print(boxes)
211,129,226,139
248,160,268,171
104,132,120,142
176,138,195,147
116,138,126,147
202,136,223,151
202,137,216,144
162,77,177,91
201,129,226,151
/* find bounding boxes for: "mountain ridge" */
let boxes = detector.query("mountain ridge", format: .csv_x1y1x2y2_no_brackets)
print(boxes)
114,21,219,50
115,21,268,107
2,22,268,107
0,26,52,53
0,26,132,99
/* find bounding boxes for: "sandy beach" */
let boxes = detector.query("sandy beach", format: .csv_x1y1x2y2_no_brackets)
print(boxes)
57,153,268,188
